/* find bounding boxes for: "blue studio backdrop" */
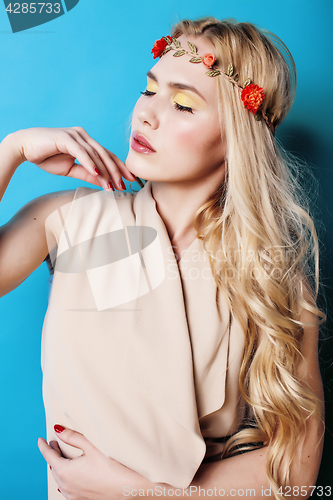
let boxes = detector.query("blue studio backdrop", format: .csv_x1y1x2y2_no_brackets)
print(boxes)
0,1,332,498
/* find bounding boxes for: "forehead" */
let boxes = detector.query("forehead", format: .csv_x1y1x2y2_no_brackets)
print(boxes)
148,35,218,103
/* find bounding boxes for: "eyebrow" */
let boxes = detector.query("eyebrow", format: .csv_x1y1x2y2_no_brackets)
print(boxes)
146,70,207,102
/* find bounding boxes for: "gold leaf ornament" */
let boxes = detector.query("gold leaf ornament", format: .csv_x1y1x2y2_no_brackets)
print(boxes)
189,57,202,63
254,111,262,121
161,46,172,56
163,36,172,45
172,37,181,48
227,63,234,76
244,78,251,87
206,69,221,77
173,50,186,57
187,41,198,53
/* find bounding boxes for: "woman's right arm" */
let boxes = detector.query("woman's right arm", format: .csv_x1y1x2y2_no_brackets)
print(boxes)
0,127,136,297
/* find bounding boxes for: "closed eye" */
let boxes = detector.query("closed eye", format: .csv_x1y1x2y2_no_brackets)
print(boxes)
140,90,156,96
174,102,193,114
140,89,194,114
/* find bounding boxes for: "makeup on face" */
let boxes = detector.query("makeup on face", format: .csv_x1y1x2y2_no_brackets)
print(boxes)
131,131,156,154
126,35,226,185
145,75,208,112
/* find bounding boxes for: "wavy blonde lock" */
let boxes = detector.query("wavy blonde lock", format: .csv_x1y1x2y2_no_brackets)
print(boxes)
171,17,325,499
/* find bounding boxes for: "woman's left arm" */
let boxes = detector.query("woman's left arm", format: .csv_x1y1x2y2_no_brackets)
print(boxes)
38,306,324,500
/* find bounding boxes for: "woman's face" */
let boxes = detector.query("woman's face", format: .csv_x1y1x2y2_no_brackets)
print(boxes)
125,35,227,185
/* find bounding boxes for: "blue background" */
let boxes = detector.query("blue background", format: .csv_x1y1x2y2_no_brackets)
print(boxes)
0,0,332,497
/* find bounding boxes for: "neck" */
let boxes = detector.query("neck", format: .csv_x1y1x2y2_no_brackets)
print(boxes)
151,167,226,245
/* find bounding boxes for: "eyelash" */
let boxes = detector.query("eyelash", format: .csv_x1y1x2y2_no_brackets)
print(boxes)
140,90,194,114
140,90,155,97
174,102,194,114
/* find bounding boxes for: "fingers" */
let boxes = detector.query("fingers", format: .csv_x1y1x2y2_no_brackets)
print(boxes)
68,131,115,191
38,438,69,498
55,133,107,188
49,439,63,455
69,127,136,190
54,424,96,454
37,437,65,469
65,162,109,187
104,148,137,182
74,127,136,181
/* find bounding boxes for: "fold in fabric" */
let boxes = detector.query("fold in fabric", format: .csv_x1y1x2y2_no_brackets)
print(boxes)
42,181,245,499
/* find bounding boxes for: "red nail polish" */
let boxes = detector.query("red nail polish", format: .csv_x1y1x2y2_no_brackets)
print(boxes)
58,488,61,493
54,424,65,433
119,180,126,190
49,465,52,470
93,166,101,176
107,181,114,191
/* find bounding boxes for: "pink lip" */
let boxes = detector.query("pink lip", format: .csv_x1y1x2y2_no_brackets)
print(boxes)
131,132,156,154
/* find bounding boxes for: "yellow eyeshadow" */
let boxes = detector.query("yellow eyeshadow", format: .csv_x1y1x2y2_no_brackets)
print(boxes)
173,92,206,110
144,78,206,110
146,79,159,93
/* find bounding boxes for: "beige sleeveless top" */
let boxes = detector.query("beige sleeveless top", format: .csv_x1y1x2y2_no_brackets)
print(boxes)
43,181,245,499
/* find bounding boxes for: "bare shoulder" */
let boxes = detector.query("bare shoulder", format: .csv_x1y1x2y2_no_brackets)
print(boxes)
0,188,98,296
4,187,103,234
3,189,76,228
10,189,77,220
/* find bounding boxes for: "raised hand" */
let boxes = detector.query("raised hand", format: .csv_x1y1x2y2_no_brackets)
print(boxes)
11,126,137,191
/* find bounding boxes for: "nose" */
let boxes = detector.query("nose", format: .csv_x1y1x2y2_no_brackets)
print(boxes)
137,98,159,129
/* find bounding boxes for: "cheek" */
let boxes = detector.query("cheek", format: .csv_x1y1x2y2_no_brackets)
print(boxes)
172,118,223,159
173,127,195,152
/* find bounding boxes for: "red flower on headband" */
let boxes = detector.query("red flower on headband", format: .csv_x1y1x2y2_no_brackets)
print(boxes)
151,36,172,59
201,53,216,68
241,84,265,114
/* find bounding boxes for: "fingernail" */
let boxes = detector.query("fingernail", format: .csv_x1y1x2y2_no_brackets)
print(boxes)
107,181,114,191
119,180,126,190
54,424,65,433
49,465,52,470
58,489,61,493
93,166,101,176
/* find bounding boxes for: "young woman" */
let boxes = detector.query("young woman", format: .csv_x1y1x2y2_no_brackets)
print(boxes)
0,17,325,500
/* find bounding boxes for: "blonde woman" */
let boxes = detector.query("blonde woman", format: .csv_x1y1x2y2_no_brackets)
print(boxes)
0,17,325,500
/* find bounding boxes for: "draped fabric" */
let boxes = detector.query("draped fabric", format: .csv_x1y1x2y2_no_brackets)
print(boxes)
42,181,245,499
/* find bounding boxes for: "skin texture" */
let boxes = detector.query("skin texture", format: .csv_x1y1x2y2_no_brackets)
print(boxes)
126,36,227,184
0,35,324,499
126,35,227,258
0,128,136,296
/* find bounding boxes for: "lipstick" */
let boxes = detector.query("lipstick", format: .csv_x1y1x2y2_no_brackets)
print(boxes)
131,132,156,154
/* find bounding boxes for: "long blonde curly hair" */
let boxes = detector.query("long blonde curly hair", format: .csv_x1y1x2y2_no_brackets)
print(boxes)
170,17,325,498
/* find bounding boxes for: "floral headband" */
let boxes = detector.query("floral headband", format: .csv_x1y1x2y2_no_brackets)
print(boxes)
151,36,275,135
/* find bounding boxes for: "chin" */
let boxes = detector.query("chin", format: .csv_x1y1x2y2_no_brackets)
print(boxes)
126,163,149,181
125,155,157,182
